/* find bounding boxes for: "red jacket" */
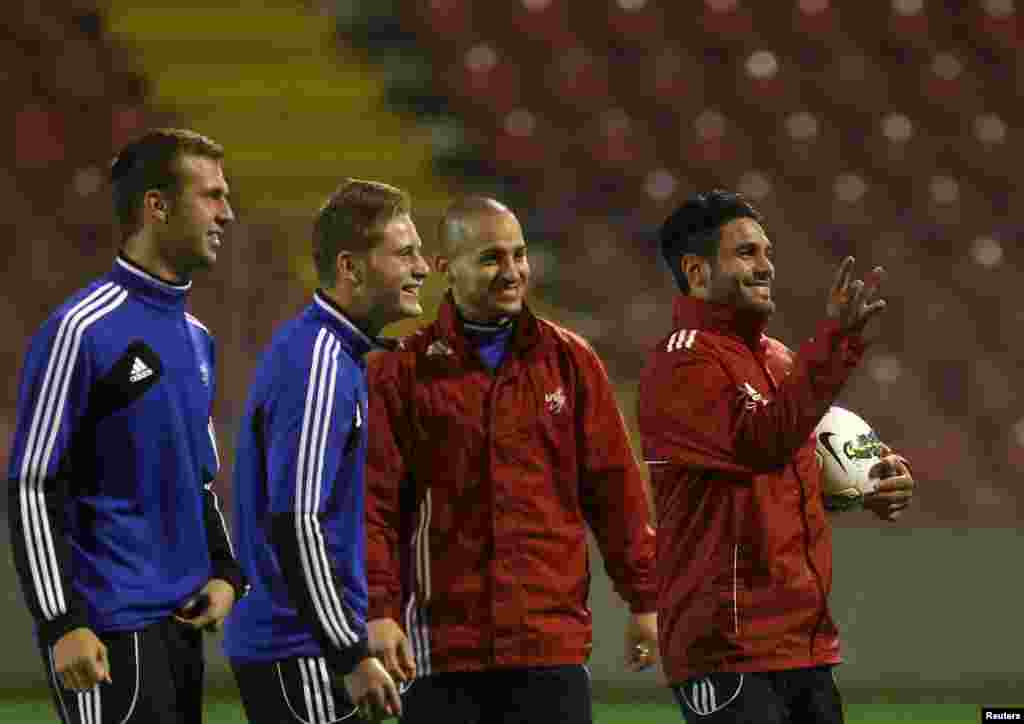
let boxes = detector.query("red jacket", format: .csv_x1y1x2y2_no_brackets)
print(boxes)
366,295,656,675
637,296,867,684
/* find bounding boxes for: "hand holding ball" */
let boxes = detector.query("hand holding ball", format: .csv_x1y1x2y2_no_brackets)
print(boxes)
814,406,886,511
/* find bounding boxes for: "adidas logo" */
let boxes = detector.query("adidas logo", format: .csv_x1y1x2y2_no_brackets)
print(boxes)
130,357,153,383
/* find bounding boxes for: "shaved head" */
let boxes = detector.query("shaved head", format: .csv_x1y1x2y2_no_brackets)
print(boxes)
434,196,530,322
437,196,515,258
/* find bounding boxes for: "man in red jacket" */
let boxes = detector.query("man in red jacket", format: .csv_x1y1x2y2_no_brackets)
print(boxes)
365,196,658,724
638,190,915,723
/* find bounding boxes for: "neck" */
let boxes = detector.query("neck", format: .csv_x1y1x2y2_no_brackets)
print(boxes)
122,234,188,285
320,286,382,338
453,300,514,328
458,309,513,331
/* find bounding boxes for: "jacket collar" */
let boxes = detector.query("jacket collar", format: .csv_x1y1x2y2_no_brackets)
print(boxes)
111,255,190,312
672,295,769,348
436,291,542,361
311,290,378,359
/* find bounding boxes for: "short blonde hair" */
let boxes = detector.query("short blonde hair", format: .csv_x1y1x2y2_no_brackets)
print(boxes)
313,178,411,286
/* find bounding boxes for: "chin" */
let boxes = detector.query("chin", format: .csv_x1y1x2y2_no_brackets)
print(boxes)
400,301,423,319
493,298,523,315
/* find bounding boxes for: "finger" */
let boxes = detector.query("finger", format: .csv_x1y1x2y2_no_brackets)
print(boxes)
873,474,914,492
60,667,80,691
97,643,112,684
847,278,865,310
626,644,652,671
397,639,417,684
861,266,886,301
381,648,401,682
855,298,887,329
868,458,896,480
830,256,855,297
870,492,914,507
75,658,101,690
369,687,392,720
188,611,220,630
398,637,417,680
626,653,651,672
384,677,403,718
864,484,913,501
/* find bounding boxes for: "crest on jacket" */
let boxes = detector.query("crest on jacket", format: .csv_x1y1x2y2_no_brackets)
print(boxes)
545,387,567,414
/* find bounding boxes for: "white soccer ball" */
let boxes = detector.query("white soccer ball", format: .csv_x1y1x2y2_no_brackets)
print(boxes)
814,405,886,511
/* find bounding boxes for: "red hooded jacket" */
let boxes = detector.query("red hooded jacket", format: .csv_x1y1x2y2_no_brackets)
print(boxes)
366,295,656,675
637,296,867,684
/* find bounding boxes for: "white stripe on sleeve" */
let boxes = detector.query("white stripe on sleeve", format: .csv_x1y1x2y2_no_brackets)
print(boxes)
19,283,126,620
295,330,358,650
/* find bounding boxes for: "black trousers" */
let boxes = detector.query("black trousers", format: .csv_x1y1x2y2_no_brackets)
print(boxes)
399,665,592,724
232,656,364,724
41,618,205,724
673,666,844,724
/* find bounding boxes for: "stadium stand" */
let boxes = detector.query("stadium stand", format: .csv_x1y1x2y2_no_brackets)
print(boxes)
338,0,1023,525
3,0,1021,531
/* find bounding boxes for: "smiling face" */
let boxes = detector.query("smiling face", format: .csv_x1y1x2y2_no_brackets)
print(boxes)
439,209,530,323
155,154,234,278
358,213,430,330
686,217,775,317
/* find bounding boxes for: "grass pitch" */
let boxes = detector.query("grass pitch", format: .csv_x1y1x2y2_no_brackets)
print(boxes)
0,692,985,723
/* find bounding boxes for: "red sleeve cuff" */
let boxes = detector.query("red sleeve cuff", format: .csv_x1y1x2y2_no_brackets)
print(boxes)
367,595,402,624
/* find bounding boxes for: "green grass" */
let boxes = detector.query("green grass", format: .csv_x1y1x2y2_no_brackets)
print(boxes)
0,694,988,723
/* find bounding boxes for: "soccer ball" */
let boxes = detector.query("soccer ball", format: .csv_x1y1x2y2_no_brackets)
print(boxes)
814,405,886,511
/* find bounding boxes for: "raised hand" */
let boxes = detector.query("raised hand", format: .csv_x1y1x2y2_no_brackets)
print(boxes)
826,256,887,333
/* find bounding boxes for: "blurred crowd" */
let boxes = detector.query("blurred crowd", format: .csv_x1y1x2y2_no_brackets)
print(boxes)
4,0,1023,525
344,0,1024,525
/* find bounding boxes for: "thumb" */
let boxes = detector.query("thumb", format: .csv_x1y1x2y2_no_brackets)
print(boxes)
398,636,417,679
96,643,112,684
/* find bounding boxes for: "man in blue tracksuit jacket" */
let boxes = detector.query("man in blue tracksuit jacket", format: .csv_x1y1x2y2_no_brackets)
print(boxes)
224,179,429,723
8,129,244,724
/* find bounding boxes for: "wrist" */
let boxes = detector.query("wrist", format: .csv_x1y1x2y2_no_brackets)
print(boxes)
39,610,92,650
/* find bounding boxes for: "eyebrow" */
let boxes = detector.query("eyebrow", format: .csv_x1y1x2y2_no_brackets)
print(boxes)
479,242,526,254
735,239,771,250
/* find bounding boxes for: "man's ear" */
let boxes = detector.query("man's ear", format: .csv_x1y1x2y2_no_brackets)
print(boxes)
681,254,711,296
336,251,362,285
143,189,170,223
434,255,450,278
